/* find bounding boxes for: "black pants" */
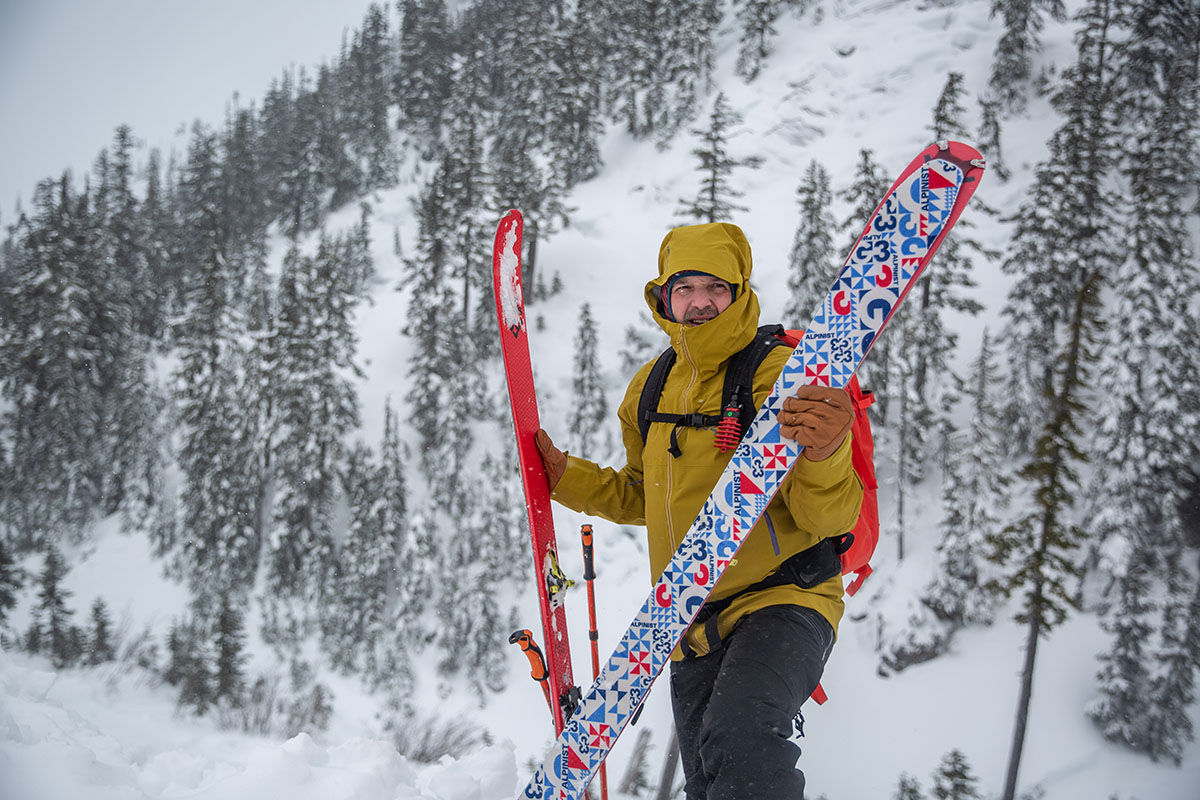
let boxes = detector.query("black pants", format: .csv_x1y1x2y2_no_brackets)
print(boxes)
670,605,834,800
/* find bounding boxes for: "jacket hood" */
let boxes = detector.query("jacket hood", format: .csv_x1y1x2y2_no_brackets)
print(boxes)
644,222,761,370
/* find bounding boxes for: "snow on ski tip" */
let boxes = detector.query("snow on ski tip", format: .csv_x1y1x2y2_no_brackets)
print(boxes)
497,210,524,336
517,141,985,800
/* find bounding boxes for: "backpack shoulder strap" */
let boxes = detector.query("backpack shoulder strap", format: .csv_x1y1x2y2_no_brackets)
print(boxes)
721,324,789,434
637,347,678,445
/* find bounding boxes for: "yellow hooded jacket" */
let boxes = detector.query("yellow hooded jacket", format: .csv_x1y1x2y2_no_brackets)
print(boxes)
552,222,863,659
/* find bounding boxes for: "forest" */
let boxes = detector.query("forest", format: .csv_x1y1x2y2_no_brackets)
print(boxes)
1,1,1198,797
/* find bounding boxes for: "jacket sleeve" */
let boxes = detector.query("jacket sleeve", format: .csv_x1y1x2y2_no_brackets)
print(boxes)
756,349,863,537
550,363,650,525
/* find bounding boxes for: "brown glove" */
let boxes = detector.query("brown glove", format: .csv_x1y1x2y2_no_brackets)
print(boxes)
535,429,566,491
779,385,854,462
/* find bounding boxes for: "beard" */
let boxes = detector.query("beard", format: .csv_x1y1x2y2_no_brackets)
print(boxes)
683,305,719,325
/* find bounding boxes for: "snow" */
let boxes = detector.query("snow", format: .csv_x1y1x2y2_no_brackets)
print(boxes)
3,1,1199,800
0,651,516,799
497,221,524,335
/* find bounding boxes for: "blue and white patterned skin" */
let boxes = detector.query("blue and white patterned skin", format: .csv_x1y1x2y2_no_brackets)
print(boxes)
520,149,972,800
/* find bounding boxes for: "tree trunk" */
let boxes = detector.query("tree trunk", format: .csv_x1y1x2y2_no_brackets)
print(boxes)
655,731,681,800
1002,582,1044,800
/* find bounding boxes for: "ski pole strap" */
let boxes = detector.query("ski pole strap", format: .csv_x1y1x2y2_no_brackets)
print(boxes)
678,534,851,659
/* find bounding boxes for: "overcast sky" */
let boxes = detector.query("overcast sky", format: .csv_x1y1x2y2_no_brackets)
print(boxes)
0,0,381,217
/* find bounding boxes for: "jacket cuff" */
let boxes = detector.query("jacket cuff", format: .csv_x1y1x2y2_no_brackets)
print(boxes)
549,454,591,511
791,434,854,487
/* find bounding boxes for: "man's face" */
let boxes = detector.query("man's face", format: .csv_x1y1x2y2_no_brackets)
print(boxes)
668,274,734,326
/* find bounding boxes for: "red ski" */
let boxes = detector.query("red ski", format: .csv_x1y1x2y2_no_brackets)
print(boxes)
494,209,577,732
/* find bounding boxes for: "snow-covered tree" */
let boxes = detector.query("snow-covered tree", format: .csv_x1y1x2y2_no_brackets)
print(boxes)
0,538,22,629
734,0,821,81
1144,557,1199,765
0,177,106,546
1086,542,1154,751
86,598,117,665
927,331,1007,625
930,749,981,800
214,593,248,705
30,544,79,669
395,0,453,150
569,303,608,455
783,160,837,325
988,0,1069,114
894,773,926,800
170,209,262,606
266,237,362,604
676,92,763,224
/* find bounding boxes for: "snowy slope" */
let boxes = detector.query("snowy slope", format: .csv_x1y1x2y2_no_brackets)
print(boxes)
3,1,1199,799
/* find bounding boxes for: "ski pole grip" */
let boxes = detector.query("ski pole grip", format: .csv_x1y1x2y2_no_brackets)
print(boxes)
581,524,596,581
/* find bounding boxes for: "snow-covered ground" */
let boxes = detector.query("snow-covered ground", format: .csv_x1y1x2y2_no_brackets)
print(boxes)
3,0,1199,799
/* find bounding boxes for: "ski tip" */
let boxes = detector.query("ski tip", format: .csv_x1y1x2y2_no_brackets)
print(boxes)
932,140,984,164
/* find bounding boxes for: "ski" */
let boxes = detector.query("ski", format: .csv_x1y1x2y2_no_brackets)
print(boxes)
518,141,986,799
494,209,578,734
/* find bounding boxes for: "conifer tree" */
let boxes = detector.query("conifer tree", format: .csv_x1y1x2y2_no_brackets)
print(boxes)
988,0,1069,114
87,597,117,665
1086,0,1200,581
167,617,213,714
0,538,22,629
267,237,362,603
90,135,165,523
894,773,925,800
929,72,970,141
140,149,179,321
437,462,510,698
323,442,393,675
930,749,981,800
214,593,247,704
619,318,663,374
395,0,453,150
601,0,720,140
1086,543,1154,751
735,0,783,81
881,332,1009,673
1144,556,1199,765
342,3,397,189
783,160,836,324
569,304,608,455
991,11,1127,778
276,69,328,237
221,106,269,290
33,544,78,669
676,93,763,224
926,331,1007,626
977,96,1012,181
0,176,105,545
171,209,262,606
545,11,606,191
440,62,494,350
404,163,476,515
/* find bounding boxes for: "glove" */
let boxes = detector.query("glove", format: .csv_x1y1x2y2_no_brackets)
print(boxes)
779,385,854,462
535,429,566,491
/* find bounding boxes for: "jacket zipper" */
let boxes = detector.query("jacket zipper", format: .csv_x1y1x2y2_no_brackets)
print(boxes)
665,330,700,553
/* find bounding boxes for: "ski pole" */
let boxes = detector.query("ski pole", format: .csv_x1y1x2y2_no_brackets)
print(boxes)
580,524,609,800
509,629,554,721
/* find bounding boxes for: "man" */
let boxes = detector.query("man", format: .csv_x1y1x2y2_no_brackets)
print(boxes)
536,222,862,799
